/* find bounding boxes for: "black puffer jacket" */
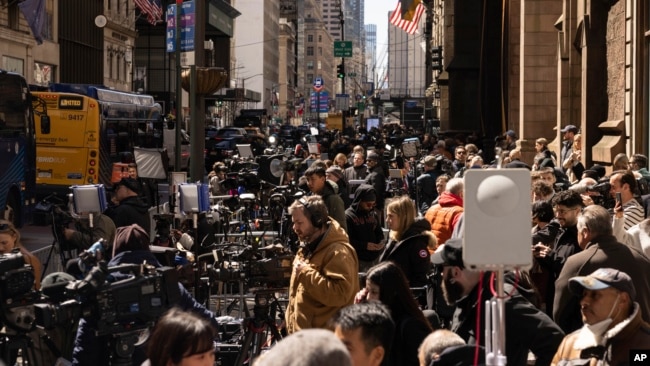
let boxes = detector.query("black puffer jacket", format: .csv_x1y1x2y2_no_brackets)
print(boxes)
378,218,434,287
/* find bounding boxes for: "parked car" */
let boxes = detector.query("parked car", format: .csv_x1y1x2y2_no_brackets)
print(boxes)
204,126,270,171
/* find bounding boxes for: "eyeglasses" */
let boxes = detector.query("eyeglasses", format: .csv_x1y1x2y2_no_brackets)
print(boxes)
554,207,580,215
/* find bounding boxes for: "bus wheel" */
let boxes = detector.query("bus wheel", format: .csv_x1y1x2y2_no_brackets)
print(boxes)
2,192,20,228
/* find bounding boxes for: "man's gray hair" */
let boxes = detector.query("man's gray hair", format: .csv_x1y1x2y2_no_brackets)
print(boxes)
445,177,464,196
418,329,466,366
578,205,612,237
253,329,351,366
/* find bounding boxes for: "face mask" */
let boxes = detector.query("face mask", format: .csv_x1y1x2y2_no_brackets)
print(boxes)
573,293,620,350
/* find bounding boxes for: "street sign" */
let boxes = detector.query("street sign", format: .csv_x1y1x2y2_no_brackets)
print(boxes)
313,76,323,90
166,1,195,53
334,41,353,57
310,91,329,113
335,94,349,111
347,72,357,77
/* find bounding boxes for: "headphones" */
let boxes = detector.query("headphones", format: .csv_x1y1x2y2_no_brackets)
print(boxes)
299,197,325,228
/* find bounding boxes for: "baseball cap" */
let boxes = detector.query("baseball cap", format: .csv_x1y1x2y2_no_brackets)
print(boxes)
569,268,636,300
431,238,464,267
505,130,517,139
325,166,344,181
367,151,380,162
560,124,579,133
111,177,141,194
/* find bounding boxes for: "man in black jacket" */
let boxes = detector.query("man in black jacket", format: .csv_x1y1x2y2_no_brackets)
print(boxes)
532,190,583,316
304,165,347,230
345,185,385,272
432,239,564,366
365,152,386,214
105,177,151,234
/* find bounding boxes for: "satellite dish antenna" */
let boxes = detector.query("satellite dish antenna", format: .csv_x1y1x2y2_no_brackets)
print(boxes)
95,15,107,28
270,159,284,178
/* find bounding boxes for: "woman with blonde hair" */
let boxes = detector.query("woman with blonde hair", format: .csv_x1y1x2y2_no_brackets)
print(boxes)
0,220,42,289
333,153,350,169
562,133,584,183
377,196,436,288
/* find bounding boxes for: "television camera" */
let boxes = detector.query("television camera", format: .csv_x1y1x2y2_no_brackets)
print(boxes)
209,243,294,290
0,251,40,333
35,262,181,336
586,181,615,209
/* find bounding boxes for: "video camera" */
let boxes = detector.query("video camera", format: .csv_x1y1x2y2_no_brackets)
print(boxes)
210,249,293,289
586,181,615,209
0,251,40,333
36,262,181,336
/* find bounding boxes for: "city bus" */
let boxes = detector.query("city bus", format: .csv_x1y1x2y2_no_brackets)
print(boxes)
32,85,189,197
0,70,37,227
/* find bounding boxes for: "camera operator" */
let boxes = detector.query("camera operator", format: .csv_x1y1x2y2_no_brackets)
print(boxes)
72,224,219,366
127,163,155,208
208,161,228,196
104,177,151,233
0,220,41,290
63,210,116,253
286,195,359,334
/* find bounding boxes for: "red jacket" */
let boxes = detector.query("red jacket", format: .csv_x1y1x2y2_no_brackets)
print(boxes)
425,192,463,247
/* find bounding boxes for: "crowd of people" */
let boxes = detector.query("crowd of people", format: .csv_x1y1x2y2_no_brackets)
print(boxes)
5,120,650,365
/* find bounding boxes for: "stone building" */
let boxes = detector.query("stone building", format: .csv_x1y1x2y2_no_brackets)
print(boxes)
436,0,650,167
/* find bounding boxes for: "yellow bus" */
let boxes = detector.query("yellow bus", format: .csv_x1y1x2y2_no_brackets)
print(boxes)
32,85,183,197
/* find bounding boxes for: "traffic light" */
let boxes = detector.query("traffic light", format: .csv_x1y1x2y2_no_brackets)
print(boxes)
431,46,443,72
336,64,345,79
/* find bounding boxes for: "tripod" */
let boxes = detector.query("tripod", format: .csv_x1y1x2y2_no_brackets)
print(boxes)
0,333,37,366
233,290,285,366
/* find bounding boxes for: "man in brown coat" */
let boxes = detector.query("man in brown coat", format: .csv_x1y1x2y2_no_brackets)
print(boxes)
552,268,650,365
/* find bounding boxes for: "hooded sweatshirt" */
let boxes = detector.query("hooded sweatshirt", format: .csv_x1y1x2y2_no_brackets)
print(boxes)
345,184,385,261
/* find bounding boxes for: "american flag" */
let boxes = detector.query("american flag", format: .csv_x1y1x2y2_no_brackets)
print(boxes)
134,0,163,25
389,0,425,35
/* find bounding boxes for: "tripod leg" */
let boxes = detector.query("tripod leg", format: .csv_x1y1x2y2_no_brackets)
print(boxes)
234,324,254,366
40,240,59,281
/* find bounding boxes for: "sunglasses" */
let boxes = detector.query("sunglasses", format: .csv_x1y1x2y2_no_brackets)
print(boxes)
0,223,12,232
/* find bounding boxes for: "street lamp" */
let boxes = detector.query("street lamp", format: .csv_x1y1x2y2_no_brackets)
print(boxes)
240,73,264,90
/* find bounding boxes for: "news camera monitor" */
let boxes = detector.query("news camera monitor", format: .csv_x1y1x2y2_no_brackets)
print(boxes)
402,137,420,158
236,144,254,159
71,184,108,214
307,142,320,155
178,183,210,213
389,169,403,179
366,118,380,131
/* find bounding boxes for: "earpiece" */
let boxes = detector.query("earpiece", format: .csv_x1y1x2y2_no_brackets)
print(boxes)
299,197,324,228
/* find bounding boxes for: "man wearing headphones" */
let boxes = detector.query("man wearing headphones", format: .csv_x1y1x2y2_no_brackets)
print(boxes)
285,195,360,334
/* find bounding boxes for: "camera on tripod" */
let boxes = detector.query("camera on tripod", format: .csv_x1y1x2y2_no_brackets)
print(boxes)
210,250,293,290
0,251,39,333
35,262,181,336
